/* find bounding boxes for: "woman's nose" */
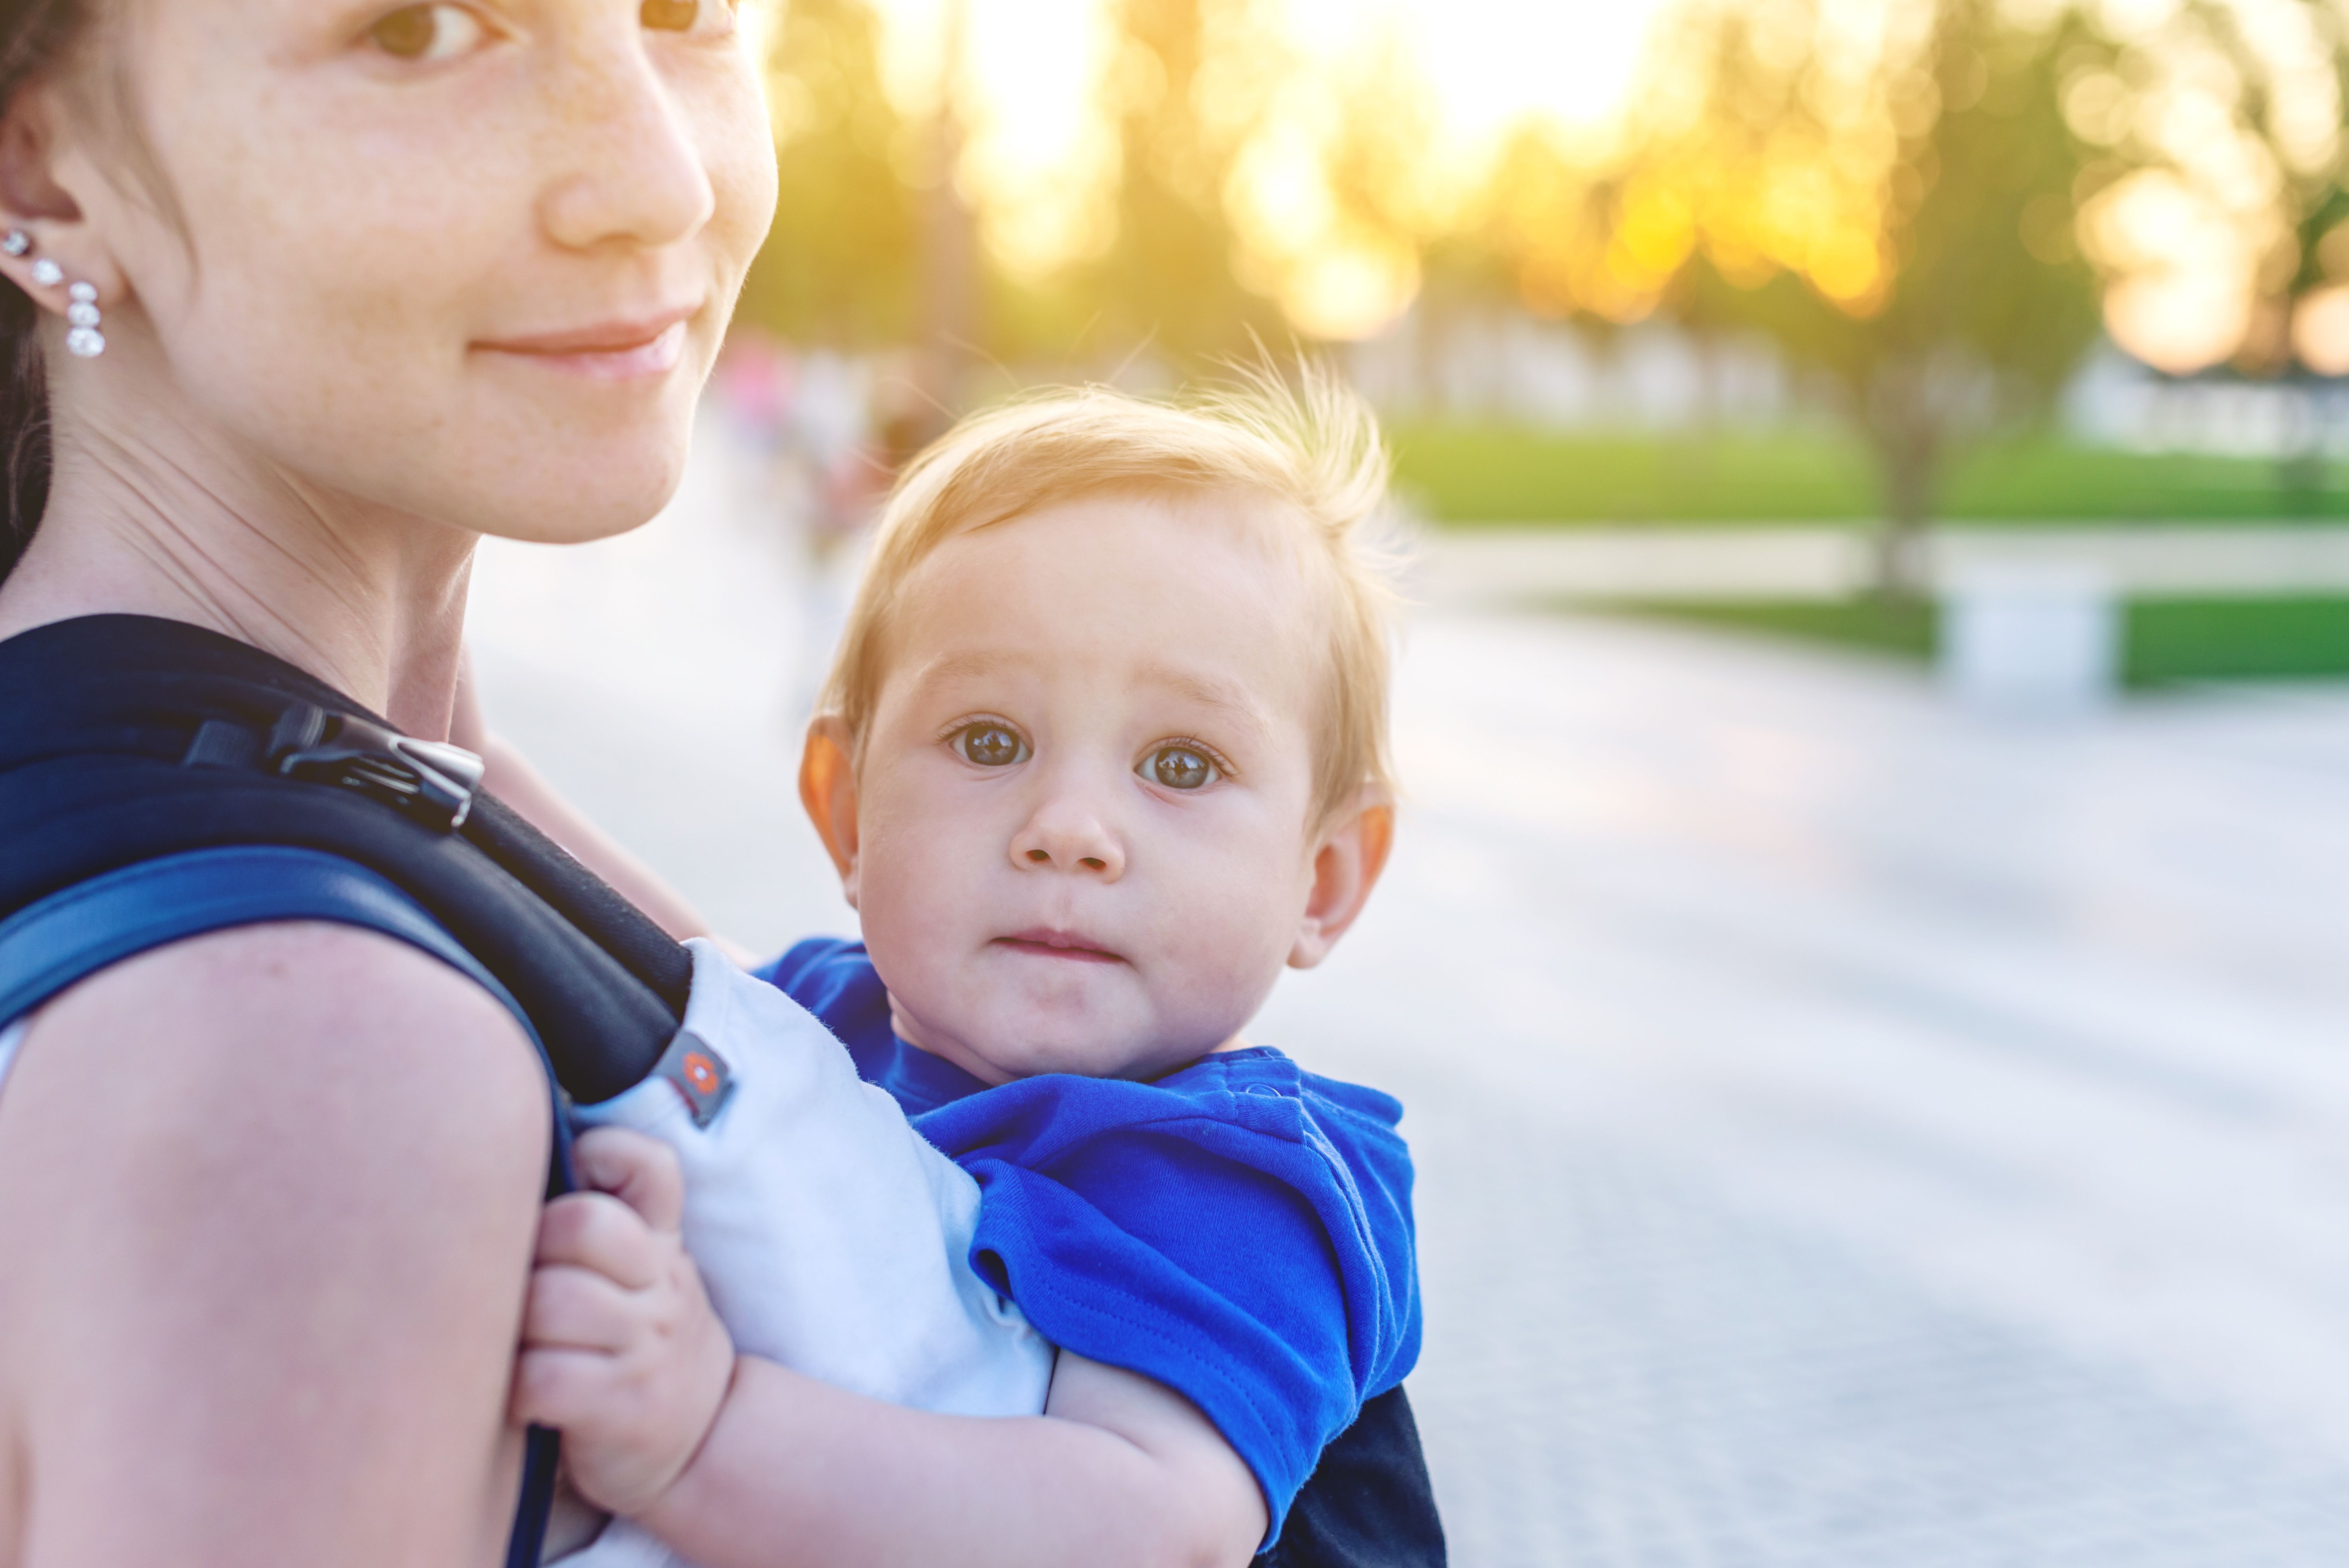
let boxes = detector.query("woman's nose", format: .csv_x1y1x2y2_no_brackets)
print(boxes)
1008,796,1126,880
538,35,717,253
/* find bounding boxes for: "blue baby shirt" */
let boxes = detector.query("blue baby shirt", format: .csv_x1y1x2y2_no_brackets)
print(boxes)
759,937,1422,1541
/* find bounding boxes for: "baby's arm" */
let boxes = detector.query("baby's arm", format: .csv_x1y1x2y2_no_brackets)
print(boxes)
517,1128,1267,1568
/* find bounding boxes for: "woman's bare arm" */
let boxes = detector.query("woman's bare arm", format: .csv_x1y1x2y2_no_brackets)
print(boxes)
0,923,551,1568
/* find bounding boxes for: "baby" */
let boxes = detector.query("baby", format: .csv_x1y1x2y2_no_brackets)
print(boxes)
513,372,1420,1567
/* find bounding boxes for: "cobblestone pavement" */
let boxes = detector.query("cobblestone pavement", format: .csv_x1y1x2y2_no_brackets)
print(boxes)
471,433,2349,1566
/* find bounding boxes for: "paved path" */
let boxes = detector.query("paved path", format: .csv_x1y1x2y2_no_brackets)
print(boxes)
1264,615,2349,1565
471,429,2349,1566
1420,524,2349,603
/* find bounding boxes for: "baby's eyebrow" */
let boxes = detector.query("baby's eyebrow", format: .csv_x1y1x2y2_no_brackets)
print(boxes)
1136,661,1273,738
909,649,1032,689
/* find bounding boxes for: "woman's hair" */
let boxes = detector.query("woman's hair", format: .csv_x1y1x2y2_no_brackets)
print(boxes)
0,0,97,582
817,365,1404,825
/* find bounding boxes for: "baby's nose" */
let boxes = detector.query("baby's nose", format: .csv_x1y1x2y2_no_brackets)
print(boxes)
1008,799,1125,879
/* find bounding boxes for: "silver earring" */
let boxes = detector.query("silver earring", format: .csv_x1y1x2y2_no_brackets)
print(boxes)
64,281,102,358
10,234,103,358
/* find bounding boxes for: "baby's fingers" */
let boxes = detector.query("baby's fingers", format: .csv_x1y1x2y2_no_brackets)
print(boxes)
511,1343,621,1433
572,1126,686,1234
521,1262,638,1353
535,1190,665,1288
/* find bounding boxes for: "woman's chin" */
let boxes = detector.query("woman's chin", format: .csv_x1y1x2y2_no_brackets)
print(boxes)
468,433,695,546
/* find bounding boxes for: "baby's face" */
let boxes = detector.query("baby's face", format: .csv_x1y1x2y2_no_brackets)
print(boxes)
838,492,1338,1084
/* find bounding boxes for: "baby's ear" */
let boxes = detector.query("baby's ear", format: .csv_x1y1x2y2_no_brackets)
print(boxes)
1287,789,1394,970
798,716,863,906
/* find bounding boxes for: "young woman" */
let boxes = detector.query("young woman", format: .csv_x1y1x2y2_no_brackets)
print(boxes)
0,1,776,1561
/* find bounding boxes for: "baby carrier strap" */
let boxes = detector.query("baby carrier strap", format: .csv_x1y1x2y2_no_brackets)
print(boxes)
0,612,681,1568
0,843,532,1032
0,613,684,1102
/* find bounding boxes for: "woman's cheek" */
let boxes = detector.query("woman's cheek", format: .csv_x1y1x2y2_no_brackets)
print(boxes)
693,70,780,285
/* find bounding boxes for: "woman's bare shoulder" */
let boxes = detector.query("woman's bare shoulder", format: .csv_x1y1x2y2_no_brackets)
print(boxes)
0,922,552,1564
9,919,550,1157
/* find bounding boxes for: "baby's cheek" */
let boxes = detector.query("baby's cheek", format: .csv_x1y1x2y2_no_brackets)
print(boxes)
1151,880,1297,1036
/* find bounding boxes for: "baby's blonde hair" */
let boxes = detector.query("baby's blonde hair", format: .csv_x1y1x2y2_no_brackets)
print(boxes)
817,365,1400,823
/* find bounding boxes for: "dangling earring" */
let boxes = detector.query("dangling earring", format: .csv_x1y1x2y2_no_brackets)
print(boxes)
64,282,102,358
6,230,104,358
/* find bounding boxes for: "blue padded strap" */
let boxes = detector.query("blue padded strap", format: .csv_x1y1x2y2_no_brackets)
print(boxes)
0,845,572,1568
0,845,535,1041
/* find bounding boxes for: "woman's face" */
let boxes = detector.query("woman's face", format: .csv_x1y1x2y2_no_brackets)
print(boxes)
57,0,777,543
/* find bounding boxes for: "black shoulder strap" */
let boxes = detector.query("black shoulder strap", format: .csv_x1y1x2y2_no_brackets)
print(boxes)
1258,1385,1447,1568
0,613,681,1102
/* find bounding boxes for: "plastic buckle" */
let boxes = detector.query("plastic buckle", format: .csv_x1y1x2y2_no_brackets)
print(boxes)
268,702,486,833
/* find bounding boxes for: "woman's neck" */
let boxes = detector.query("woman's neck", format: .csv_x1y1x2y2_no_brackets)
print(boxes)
0,388,477,740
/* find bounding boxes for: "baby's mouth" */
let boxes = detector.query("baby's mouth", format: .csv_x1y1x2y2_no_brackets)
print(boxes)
993,928,1126,965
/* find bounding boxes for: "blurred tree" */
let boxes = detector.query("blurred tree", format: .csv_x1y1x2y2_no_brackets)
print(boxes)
2185,0,2349,374
1652,0,2105,592
911,0,982,424
735,0,920,348
2163,0,2349,498
1260,26,1442,342
1082,0,1283,364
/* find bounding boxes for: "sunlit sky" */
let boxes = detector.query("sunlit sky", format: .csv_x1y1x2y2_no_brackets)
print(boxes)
866,0,1671,323
872,0,1666,154
845,0,2338,370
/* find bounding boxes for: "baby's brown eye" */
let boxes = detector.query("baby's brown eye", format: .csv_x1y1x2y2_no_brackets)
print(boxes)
642,0,700,30
1140,745,1215,791
953,722,1027,768
369,3,484,60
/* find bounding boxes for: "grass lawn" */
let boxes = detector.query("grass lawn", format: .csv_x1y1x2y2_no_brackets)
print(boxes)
1393,426,2349,526
1618,595,2349,688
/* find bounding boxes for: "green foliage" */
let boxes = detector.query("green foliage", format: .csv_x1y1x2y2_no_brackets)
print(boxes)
1077,0,1282,365
1624,597,1940,658
1675,0,2105,561
1392,426,2349,524
2126,596,2349,684
735,0,919,347
1394,427,1874,523
1615,594,2349,686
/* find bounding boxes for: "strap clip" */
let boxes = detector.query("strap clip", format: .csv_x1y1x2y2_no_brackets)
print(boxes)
267,702,485,833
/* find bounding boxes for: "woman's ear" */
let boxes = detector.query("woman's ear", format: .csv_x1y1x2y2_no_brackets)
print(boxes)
798,715,863,908
0,81,115,306
1287,790,1395,970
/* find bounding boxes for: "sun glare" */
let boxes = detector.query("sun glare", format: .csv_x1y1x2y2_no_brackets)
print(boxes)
847,0,2294,361
864,0,1672,335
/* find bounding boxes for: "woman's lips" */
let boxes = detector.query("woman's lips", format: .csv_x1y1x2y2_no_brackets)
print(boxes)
475,310,693,381
993,929,1125,965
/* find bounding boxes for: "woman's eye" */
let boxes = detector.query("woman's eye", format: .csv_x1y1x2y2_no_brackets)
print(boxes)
643,0,733,32
368,3,488,61
952,723,1028,768
1139,745,1217,791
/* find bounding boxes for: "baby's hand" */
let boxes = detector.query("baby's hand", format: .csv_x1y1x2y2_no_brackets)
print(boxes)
513,1126,737,1516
